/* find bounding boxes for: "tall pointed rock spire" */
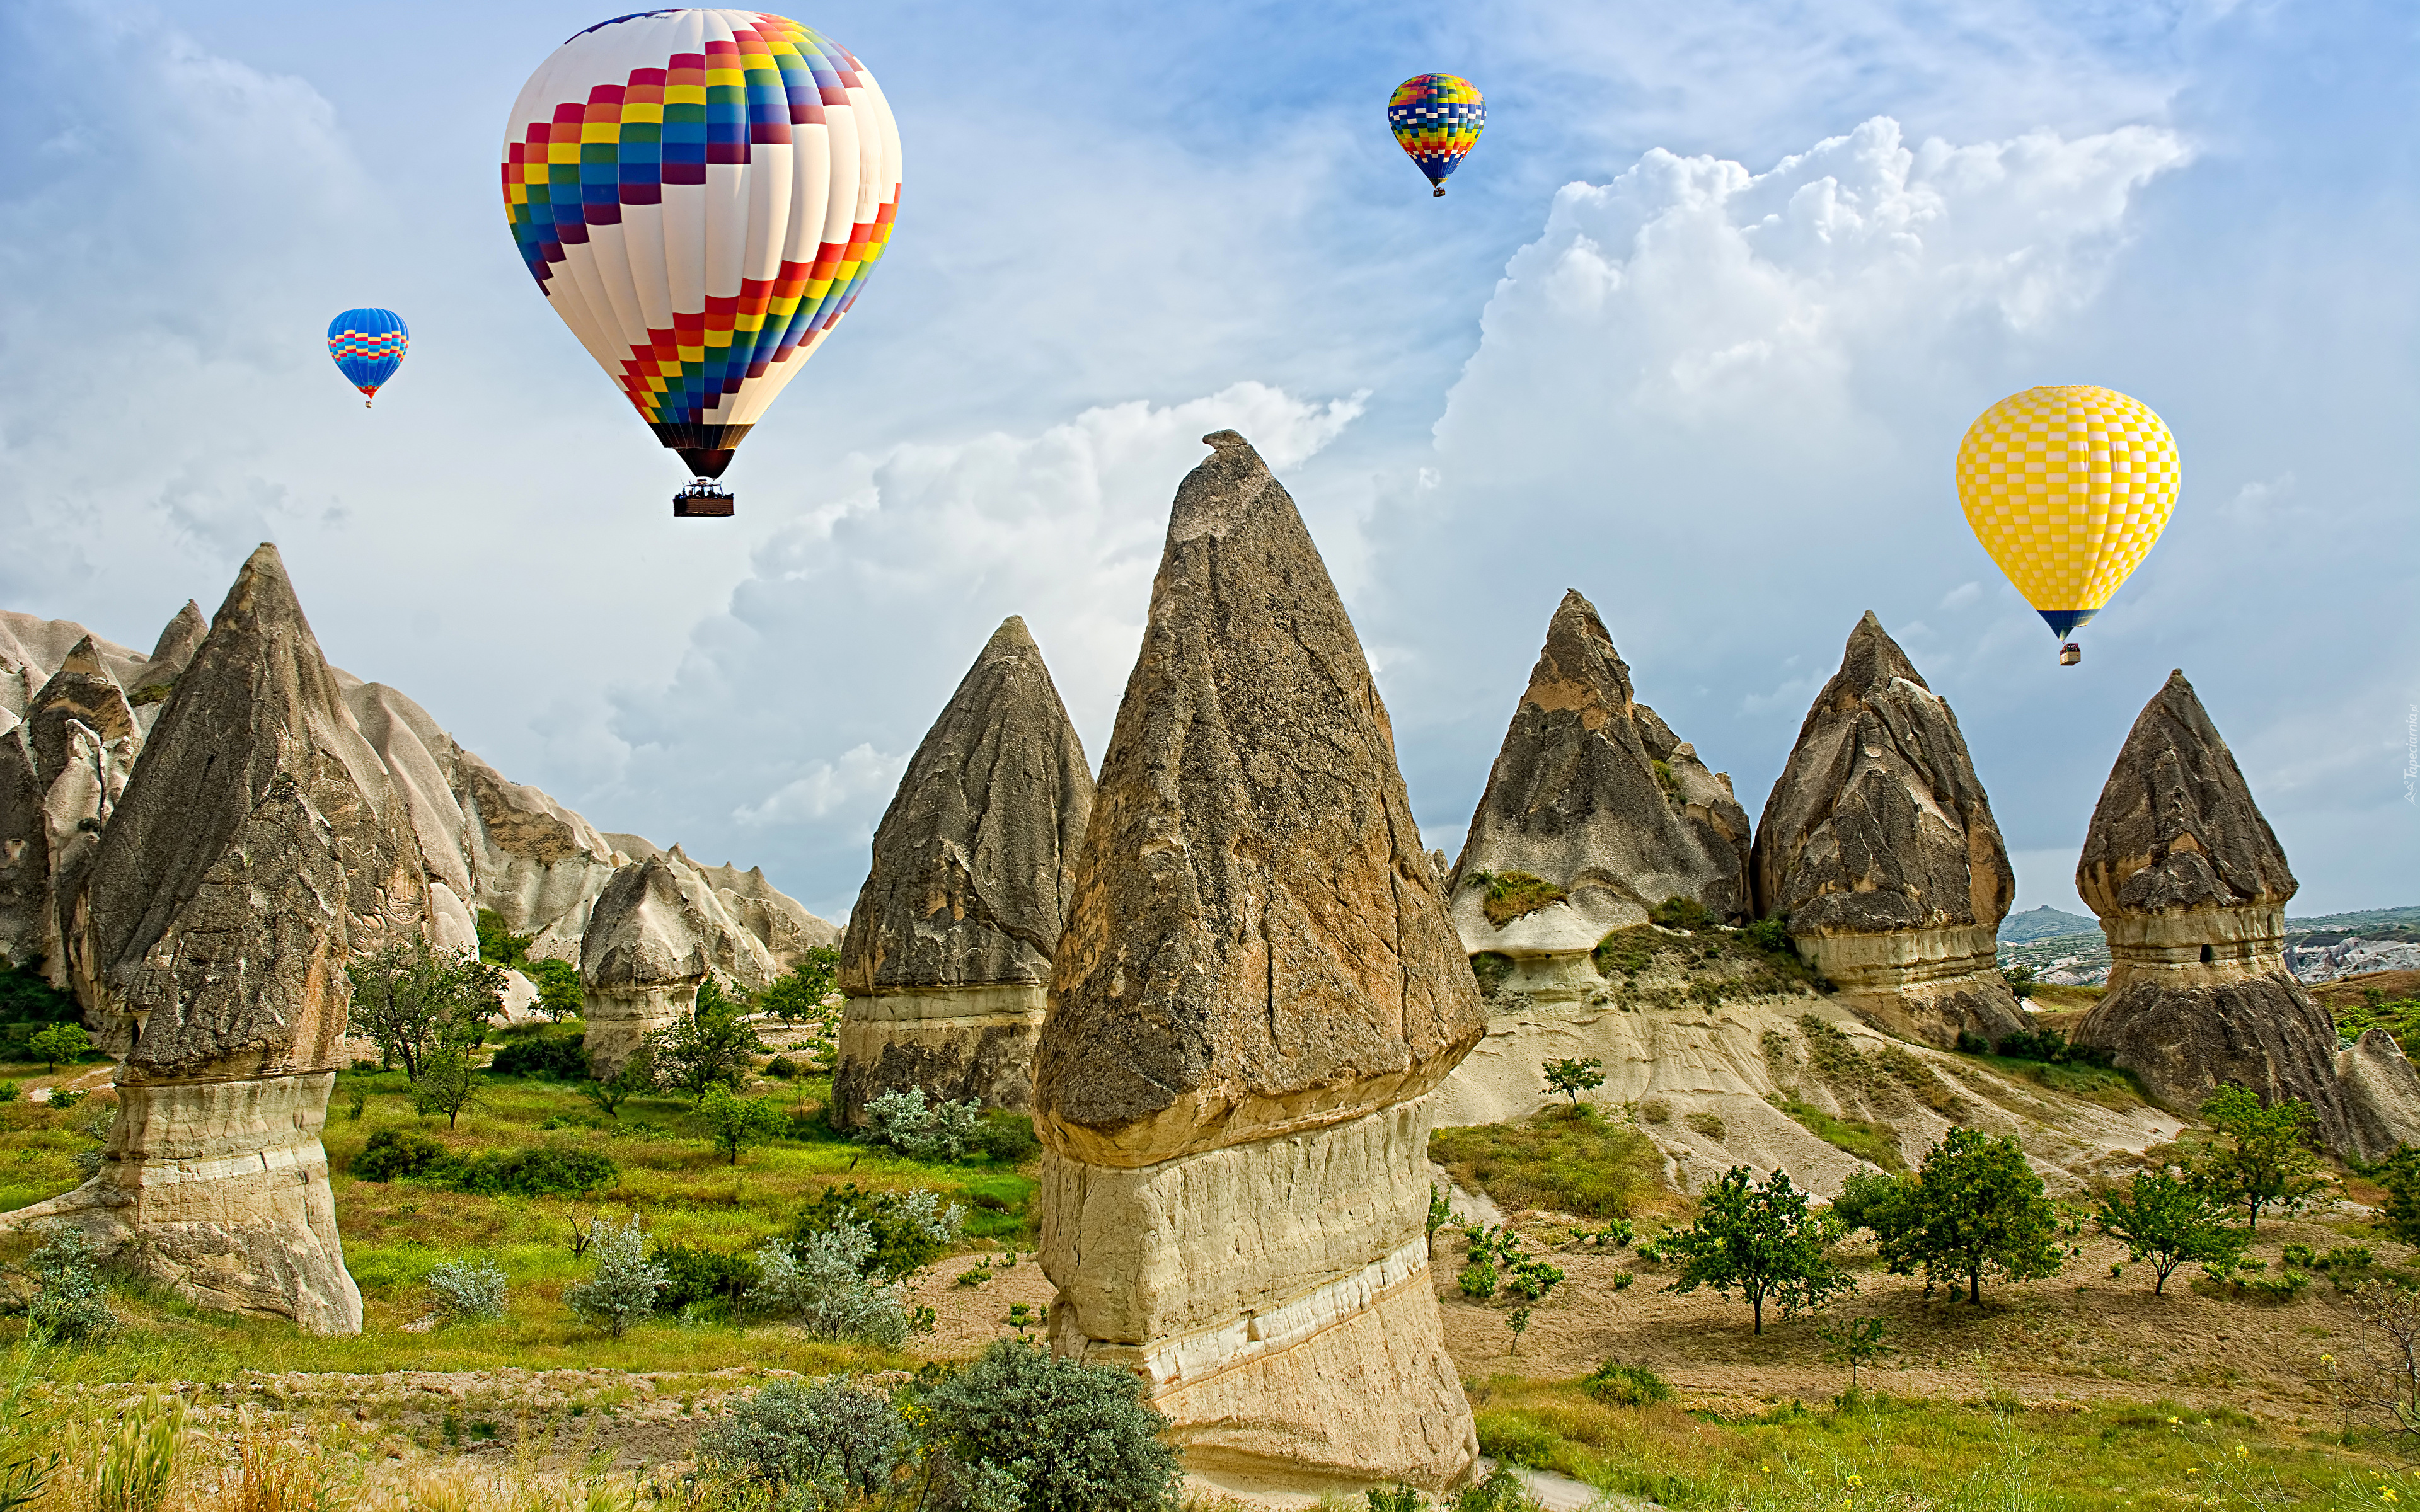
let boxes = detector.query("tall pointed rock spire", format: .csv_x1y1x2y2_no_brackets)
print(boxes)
836,615,1093,1123
1034,432,1482,1490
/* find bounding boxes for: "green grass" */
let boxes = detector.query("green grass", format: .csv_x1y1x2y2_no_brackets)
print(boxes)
1768,1095,1903,1171
1468,870,1570,927
1431,1104,1675,1219
0,1051,1037,1380
1962,1051,2144,1109
1465,1373,2402,1510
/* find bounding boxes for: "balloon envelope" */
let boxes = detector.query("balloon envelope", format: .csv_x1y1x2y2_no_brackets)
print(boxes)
327,308,408,402
1955,384,2180,639
501,9,901,478
1388,74,1484,194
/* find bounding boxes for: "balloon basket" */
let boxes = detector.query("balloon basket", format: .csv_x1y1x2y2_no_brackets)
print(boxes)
1432,186,1446,197
2059,642,2082,667
673,480,735,518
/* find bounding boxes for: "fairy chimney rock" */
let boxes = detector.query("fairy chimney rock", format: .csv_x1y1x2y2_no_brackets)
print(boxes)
2072,671,2385,1155
1448,589,1751,1002
836,615,1093,1123
137,600,209,697
1034,431,1483,1492
580,848,773,1075
1751,612,2024,1049
4,544,422,1335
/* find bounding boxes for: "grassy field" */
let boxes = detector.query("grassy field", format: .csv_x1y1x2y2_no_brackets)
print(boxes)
0,1035,1039,1382
1429,1103,1680,1222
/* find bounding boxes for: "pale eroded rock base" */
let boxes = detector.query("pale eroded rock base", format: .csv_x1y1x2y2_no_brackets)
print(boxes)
1798,924,2025,1049
0,1072,361,1334
834,983,1044,1125
581,983,691,1079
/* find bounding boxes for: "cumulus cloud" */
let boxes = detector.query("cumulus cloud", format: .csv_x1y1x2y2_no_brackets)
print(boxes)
589,383,1363,915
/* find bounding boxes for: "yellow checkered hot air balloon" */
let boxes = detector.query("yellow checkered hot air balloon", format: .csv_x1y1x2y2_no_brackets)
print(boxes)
1954,385,2180,667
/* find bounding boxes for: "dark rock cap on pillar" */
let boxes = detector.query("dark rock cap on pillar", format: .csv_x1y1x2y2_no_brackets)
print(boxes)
1750,611,2022,1048
1034,430,1485,1168
836,615,1093,1120
2073,670,2365,1152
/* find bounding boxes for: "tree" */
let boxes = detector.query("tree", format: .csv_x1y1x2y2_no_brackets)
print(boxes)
563,1216,667,1337
523,957,585,1021
2001,963,2037,999
345,936,505,1082
26,1024,90,1071
1816,1315,1894,1394
650,978,765,1103
1541,1057,1605,1107
759,946,839,1028
2377,1147,2420,1247
2094,1167,2246,1294
701,1084,785,1166
917,1340,1183,1512
1664,1165,1853,1333
2197,1085,2325,1231
1873,1126,2064,1303
475,908,534,969
411,1045,485,1129
577,1046,655,1120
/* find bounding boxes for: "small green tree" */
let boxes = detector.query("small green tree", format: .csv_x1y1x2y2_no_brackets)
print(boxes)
2001,963,2037,999
564,1216,667,1337
523,957,585,1021
651,978,765,1103
2196,1085,2325,1230
1542,1057,1606,1107
345,936,505,1082
475,908,534,968
411,1044,485,1130
701,1084,785,1166
1664,1165,1853,1333
758,946,839,1028
2094,1167,2247,1295
26,1024,89,1072
1873,1126,2063,1303
1816,1314,1894,1394
578,1046,656,1120
1506,1307,1533,1355
25,1228,114,1342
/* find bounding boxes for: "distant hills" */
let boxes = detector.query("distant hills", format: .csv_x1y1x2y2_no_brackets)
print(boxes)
1998,906,2096,943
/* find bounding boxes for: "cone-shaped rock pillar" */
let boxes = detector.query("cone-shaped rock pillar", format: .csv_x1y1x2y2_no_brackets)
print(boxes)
2072,671,2409,1156
137,600,209,697
3,545,421,1334
1752,612,2025,1049
1035,432,1484,1492
580,848,775,1077
836,616,1093,1124
1448,589,1751,1001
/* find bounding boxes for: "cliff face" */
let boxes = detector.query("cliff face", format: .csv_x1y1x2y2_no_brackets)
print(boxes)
836,616,1093,1122
1035,432,1481,1490
1448,589,1751,1000
1751,612,2024,1048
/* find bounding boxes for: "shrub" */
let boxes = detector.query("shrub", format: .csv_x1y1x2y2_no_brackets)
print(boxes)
563,1217,666,1337
747,1223,915,1346
522,957,584,1021
652,1242,760,1320
487,1034,589,1080
858,1086,981,1162
763,1053,801,1079
650,979,765,1102
1744,916,1794,956
1830,1167,1908,1232
969,1111,1041,1164
352,1129,447,1182
698,1377,907,1504
446,1146,619,1198
45,1089,83,1111
1649,896,1714,932
25,1227,113,1342
1458,1261,1498,1300
475,908,534,969
1583,1361,1673,1406
1637,1098,1671,1125
1542,1057,1605,1106
1470,952,1514,995
0,1080,17,1103
1477,1417,1553,1469
1454,1467,1530,1512
794,1184,965,1282
700,1083,785,1165
425,1257,508,1322
1684,1111,1727,1142
916,1340,1182,1512
1465,870,1569,927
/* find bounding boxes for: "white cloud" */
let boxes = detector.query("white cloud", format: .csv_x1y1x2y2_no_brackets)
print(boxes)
1937,581,1983,610
733,745,909,828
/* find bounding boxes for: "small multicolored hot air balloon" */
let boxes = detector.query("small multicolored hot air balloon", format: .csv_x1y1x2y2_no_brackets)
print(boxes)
1388,74,1484,197
1955,385,2181,667
327,308,408,408
501,9,902,517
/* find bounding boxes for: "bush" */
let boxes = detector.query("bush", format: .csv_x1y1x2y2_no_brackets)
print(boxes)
747,1223,916,1346
0,1080,17,1104
651,979,765,1102
522,957,584,1021
793,1184,965,1282
1649,896,1714,932
1831,1167,1908,1232
425,1257,508,1322
447,1146,619,1198
1458,1261,1498,1300
916,1340,1182,1512
858,1086,982,1162
352,1129,447,1182
698,1377,908,1504
1583,1361,1673,1407
25,1228,113,1342
475,909,534,969
564,1217,666,1337
969,1111,1041,1164
1744,916,1794,956
487,1034,589,1080
1991,1027,2114,1068
653,1242,761,1320
764,1054,802,1079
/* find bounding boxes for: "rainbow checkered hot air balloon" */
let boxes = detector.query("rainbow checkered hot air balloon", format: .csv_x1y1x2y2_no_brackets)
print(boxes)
1955,386,2181,667
1389,74,1484,197
501,9,902,517
327,308,407,408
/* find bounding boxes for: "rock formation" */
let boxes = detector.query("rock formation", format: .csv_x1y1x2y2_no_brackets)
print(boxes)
580,848,775,1075
134,600,207,702
611,833,841,970
835,616,1093,1124
2,544,424,1334
2071,670,2416,1157
1035,432,1483,1491
1447,589,1751,1001
1752,612,2025,1049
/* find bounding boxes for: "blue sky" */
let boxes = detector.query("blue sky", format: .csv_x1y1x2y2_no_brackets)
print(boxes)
1,0,2412,921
